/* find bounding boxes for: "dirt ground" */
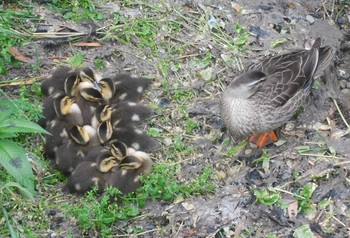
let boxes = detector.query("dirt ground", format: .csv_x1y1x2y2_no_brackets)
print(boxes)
2,0,350,237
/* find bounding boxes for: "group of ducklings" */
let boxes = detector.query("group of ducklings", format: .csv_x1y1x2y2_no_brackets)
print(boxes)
40,66,157,194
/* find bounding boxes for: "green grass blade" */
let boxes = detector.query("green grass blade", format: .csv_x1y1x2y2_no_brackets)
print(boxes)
0,139,36,194
1,206,18,238
0,182,35,201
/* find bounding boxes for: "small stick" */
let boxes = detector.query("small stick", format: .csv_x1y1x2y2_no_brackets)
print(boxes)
332,98,350,130
0,76,46,87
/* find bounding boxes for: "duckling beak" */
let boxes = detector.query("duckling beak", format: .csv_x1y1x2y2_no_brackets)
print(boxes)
92,80,101,91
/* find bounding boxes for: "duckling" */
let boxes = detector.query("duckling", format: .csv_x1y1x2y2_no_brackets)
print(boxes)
74,82,104,124
55,125,99,174
109,140,128,161
91,104,113,129
42,94,83,126
63,151,118,194
99,74,151,103
97,120,113,144
220,38,333,148
111,125,159,152
43,95,84,159
110,101,153,128
79,66,101,86
105,150,153,194
41,66,76,97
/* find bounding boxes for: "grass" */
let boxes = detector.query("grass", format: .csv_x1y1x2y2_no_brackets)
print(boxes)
0,4,40,74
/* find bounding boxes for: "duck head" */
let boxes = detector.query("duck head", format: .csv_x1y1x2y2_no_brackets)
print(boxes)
99,78,115,101
97,120,113,144
99,156,118,172
78,82,104,103
70,125,96,145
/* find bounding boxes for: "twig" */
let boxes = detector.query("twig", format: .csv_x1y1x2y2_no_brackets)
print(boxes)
332,98,350,130
332,215,346,227
298,153,339,159
270,187,305,200
0,76,46,87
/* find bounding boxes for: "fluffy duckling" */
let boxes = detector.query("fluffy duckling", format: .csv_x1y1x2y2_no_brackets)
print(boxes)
55,125,99,174
97,120,113,144
105,150,153,194
74,82,104,124
79,67,101,86
63,151,118,194
220,38,333,148
91,104,113,129
41,67,76,97
99,74,151,103
43,95,84,159
110,101,153,128
42,94,83,126
111,125,158,152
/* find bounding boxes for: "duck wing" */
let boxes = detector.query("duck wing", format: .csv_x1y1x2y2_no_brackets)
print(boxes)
251,47,320,108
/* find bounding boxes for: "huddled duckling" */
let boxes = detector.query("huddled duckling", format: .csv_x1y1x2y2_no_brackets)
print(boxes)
64,142,152,194
41,66,157,195
55,125,99,174
99,74,151,104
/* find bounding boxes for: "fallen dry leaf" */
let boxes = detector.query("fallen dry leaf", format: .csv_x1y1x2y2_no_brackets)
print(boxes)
288,201,298,219
232,3,241,13
8,47,32,63
72,42,102,47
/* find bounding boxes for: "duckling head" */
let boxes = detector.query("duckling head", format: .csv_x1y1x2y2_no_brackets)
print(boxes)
119,151,153,174
97,104,112,122
79,67,101,89
64,74,81,96
109,140,128,161
78,82,104,103
97,120,113,144
99,156,118,172
53,95,78,116
91,104,112,128
99,78,115,101
70,125,96,145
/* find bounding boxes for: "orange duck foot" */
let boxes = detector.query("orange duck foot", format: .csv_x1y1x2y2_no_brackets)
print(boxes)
249,131,278,148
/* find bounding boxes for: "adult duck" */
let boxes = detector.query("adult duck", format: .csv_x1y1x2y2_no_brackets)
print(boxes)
220,38,333,148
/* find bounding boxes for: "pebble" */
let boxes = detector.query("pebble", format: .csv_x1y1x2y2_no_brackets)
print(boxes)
337,69,350,80
337,16,347,25
341,88,350,99
339,80,348,89
285,122,295,131
306,15,315,24
250,26,267,37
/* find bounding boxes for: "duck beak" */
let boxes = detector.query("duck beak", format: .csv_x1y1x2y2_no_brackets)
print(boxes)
93,81,101,91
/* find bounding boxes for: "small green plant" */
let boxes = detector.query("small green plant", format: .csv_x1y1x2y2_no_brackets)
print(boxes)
0,100,48,194
293,224,315,238
295,182,317,215
134,164,215,205
253,150,271,171
254,188,281,206
68,53,85,68
0,6,39,74
94,57,105,70
50,0,104,22
67,188,139,235
65,165,215,233
254,182,318,218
